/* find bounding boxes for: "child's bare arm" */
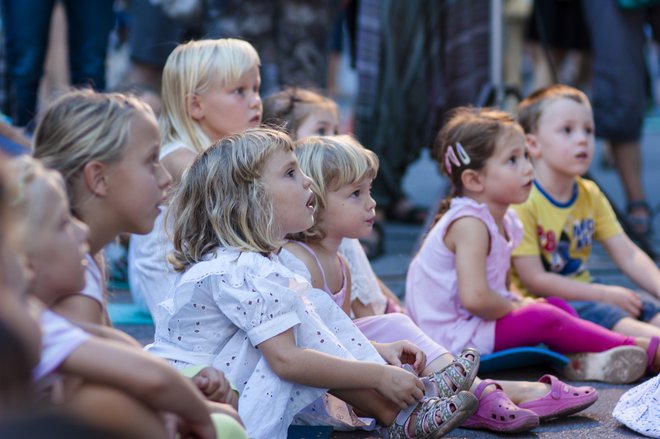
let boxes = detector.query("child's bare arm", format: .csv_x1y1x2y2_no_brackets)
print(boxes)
75,322,143,348
258,328,424,409
604,233,660,298
60,337,214,435
513,254,643,316
53,294,105,326
447,217,516,320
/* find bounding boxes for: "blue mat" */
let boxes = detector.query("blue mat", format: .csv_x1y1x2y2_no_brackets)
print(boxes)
480,346,569,373
287,425,333,439
107,302,154,325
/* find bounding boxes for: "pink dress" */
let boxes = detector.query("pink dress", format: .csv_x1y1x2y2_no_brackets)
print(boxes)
289,242,447,363
406,197,521,355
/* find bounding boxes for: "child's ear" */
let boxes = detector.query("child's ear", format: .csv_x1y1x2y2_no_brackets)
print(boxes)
187,94,204,121
526,133,542,159
81,160,108,197
461,169,484,193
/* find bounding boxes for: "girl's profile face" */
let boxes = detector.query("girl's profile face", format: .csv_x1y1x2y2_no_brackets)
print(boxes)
295,105,339,140
104,111,172,235
262,150,315,237
25,176,89,304
194,65,262,141
320,176,376,240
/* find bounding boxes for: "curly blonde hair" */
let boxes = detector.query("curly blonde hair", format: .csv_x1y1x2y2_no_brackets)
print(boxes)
168,128,295,271
160,38,261,154
288,135,378,243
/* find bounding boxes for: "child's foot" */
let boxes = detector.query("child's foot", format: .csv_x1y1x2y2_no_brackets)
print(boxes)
562,345,647,383
517,375,598,420
461,380,539,433
423,348,480,398
386,392,477,438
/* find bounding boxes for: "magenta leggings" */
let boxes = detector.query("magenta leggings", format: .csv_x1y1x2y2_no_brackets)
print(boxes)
494,297,636,353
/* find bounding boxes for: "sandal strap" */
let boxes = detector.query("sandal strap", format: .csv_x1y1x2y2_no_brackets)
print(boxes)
471,379,502,400
428,348,479,398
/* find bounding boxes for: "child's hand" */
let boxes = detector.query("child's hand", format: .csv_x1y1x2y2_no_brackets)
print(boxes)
192,367,238,408
597,284,642,317
372,341,427,375
376,365,425,409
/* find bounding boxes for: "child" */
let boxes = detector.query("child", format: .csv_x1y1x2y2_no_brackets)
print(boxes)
147,128,478,439
286,134,600,432
129,37,262,315
405,107,660,383
512,84,660,349
32,89,172,326
7,155,223,438
263,87,397,309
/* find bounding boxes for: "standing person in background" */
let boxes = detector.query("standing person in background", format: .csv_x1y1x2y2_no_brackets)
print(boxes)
1,0,114,127
580,0,660,235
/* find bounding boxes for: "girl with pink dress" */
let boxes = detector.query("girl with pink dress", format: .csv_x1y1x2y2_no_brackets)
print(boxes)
285,134,601,434
406,107,659,384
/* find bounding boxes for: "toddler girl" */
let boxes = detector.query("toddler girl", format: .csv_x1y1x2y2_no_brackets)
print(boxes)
286,135,599,432
147,128,478,439
7,155,222,438
263,87,397,309
405,107,660,383
32,89,172,326
129,37,262,315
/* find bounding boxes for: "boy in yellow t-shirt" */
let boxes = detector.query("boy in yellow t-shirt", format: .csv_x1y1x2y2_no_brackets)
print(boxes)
511,84,660,338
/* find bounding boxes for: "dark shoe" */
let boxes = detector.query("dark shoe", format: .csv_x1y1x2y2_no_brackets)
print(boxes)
626,200,653,236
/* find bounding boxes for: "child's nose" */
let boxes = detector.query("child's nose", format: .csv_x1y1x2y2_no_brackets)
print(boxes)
302,173,313,189
158,164,173,189
366,196,376,211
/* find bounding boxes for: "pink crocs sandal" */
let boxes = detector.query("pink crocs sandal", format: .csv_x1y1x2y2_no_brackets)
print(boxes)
461,380,539,433
517,374,598,420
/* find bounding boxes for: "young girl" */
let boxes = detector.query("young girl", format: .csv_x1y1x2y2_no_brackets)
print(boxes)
32,89,172,326
263,87,397,310
405,107,660,383
7,155,224,438
286,134,602,432
129,37,262,315
147,128,478,439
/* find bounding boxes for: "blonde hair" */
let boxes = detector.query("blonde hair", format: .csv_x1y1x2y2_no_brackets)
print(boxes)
160,38,261,154
263,88,338,140
169,127,294,271
518,84,591,134
289,135,378,243
432,107,523,222
32,89,155,214
7,156,65,250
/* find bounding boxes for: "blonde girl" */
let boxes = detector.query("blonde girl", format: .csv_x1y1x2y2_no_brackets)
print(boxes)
287,135,604,432
129,37,262,315
406,107,660,383
147,128,478,439
8,155,220,439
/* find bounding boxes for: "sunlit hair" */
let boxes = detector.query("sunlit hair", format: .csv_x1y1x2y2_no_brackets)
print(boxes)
169,128,294,271
432,106,523,223
262,88,338,140
8,156,66,251
32,89,155,216
517,84,591,134
288,135,378,243
160,38,261,153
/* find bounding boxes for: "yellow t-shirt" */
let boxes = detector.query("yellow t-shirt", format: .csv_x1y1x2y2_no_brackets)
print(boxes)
511,177,623,295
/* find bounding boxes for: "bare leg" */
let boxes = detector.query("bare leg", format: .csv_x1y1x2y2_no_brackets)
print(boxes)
330,389,399,426
611,141,647,213
612,317,660,338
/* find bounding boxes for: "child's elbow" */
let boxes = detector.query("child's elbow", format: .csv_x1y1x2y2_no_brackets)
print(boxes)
265,350,298,381
460,290,486,315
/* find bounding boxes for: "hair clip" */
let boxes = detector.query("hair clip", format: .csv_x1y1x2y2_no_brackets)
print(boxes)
444,142,471,175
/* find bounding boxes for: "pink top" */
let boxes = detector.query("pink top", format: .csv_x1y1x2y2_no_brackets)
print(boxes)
405,197,521,355
288,241,348,307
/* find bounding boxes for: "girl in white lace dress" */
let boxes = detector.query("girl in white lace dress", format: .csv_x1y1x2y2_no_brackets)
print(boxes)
147,128,478,439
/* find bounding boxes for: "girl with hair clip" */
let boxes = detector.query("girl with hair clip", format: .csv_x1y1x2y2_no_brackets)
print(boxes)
31,89,241,414
285,135,602,433
147,128,478,439
6,155,231,439
263,87,400,312
406,107,660,384
129,37,262,315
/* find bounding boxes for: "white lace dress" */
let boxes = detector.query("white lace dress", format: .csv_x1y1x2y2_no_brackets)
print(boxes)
613,375,660,438
146,247,384,439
